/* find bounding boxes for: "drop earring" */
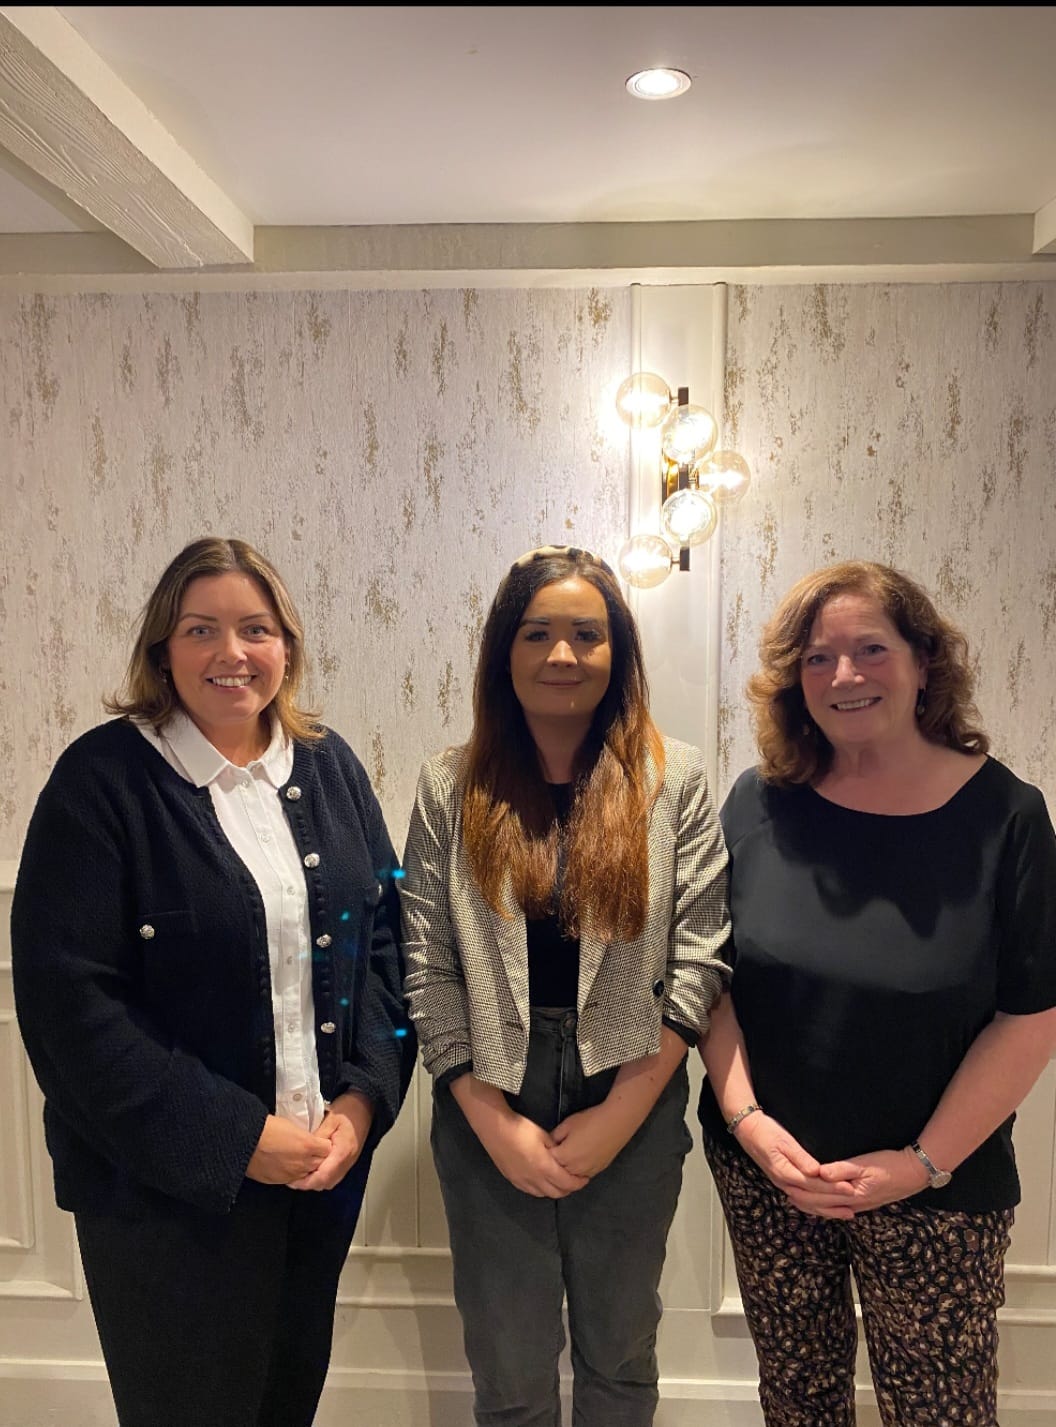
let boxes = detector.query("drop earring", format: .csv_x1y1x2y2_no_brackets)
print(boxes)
915,687,927,717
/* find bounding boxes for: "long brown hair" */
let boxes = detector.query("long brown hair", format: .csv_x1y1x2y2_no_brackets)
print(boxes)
749,559,989,785
462,545,664,942
105,537,322,741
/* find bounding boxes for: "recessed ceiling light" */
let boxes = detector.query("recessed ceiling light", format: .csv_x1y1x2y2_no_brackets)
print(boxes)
625,68,692,101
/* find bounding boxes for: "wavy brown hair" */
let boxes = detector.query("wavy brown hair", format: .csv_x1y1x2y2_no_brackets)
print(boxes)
749,560,989,785
462,546,664,942
105,537,322,742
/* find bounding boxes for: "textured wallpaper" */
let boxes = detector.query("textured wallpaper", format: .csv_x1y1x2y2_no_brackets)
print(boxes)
3,280,1055,862
0,288,632,859
718,282,1056,812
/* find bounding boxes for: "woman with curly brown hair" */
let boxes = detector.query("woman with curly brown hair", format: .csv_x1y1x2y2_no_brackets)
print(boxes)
401,544,731,1426
699,559,1056,1427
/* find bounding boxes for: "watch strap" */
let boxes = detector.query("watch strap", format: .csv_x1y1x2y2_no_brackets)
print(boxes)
909,1140,952,1189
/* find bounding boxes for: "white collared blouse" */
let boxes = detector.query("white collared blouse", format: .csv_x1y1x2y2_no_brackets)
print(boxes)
137,711,325,1129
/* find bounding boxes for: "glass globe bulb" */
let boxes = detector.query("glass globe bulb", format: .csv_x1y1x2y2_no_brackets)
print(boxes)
661,488,717,548
660,403,718,466
614,372,672,429
694,450,751,505
617,533,675,589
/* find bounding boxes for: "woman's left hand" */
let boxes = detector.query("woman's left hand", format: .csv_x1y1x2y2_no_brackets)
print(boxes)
814,1147,930,1212
551,1103,635,1179
289,1091,374,1191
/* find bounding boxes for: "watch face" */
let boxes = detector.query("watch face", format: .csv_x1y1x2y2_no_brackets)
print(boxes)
931,1169,952,1189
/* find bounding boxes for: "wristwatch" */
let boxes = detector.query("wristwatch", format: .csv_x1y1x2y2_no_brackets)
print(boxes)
909,1141,952,1189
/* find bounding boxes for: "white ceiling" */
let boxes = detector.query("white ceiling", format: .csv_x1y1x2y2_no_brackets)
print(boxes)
1,5,1056,277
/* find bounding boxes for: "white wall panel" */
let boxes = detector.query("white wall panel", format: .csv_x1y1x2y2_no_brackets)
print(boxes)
0,1013,33,1251
0,873,84,1310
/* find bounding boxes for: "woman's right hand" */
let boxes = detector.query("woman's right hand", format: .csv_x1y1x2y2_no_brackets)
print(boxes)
245,1114,331,1185
735,1112,857,1218
476,1112,590,1199
449,1073,588,1198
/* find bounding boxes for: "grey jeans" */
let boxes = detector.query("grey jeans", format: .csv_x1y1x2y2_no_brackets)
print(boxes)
432,1007,692,1427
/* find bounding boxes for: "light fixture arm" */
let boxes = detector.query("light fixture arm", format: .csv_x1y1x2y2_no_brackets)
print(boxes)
670,387,691,573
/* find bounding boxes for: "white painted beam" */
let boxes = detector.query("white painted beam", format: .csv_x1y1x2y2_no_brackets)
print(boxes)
1034,195,1056,255
3,216,1056,291
0,6,253,267
253,216,1047,275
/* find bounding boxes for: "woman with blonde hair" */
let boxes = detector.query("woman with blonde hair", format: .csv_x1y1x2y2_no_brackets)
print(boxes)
402,544,731,1426
13,536,416,1427
700,559,1056,1427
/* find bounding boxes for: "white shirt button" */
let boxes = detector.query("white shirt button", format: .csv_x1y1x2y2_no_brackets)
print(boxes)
315,933,332,948
287,886,297,896
303,853,320,868
292,1092,303,1102
260,831,272,843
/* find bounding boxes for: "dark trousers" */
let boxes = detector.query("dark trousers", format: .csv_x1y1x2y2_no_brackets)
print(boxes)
75,1155,370,1427
704,1135,1013,1427
432,1007,692,1427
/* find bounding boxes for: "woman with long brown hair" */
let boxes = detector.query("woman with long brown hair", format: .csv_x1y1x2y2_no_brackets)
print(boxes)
401,544,730,1426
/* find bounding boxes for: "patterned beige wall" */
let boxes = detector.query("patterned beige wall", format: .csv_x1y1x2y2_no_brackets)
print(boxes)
5,280,1054,845
0,287,631,860
718,282,1056,813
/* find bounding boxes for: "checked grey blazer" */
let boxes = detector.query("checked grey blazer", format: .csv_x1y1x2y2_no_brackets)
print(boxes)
400,737,731,1093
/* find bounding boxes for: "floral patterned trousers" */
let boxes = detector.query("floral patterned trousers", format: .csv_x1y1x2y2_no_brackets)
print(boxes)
704,1134,1014,1427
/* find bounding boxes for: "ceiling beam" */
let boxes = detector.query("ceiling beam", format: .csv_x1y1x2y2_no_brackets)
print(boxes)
253,217,1051,276
1034,195,1056,255
0,6,253,268
3,216,1056,291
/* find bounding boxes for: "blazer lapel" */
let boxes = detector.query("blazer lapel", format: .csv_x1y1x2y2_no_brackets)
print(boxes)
488,872,531,1016
577,921,608,1011
578,754,664,1010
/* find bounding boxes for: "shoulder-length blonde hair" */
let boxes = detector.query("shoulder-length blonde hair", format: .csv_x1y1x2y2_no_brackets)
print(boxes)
462,545,664,944
750,559,989,785
105,537,322,742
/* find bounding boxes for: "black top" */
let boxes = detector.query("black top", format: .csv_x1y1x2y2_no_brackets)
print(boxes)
698,757,1056,1211
527,783,580,1007
11,718,417,1217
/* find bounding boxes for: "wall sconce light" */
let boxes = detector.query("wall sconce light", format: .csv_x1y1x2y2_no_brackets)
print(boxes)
614,373,751,590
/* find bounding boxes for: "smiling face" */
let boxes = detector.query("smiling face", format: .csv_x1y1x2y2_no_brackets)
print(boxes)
800,591,927,754
165,572,288,756
509,576,612,738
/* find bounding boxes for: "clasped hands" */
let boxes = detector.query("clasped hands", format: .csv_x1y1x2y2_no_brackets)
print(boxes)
481,1101,635,1199
245,1091,374,1191
735,1112,932,1218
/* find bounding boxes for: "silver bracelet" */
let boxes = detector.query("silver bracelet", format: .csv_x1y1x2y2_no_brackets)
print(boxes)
725,1103,762,1135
